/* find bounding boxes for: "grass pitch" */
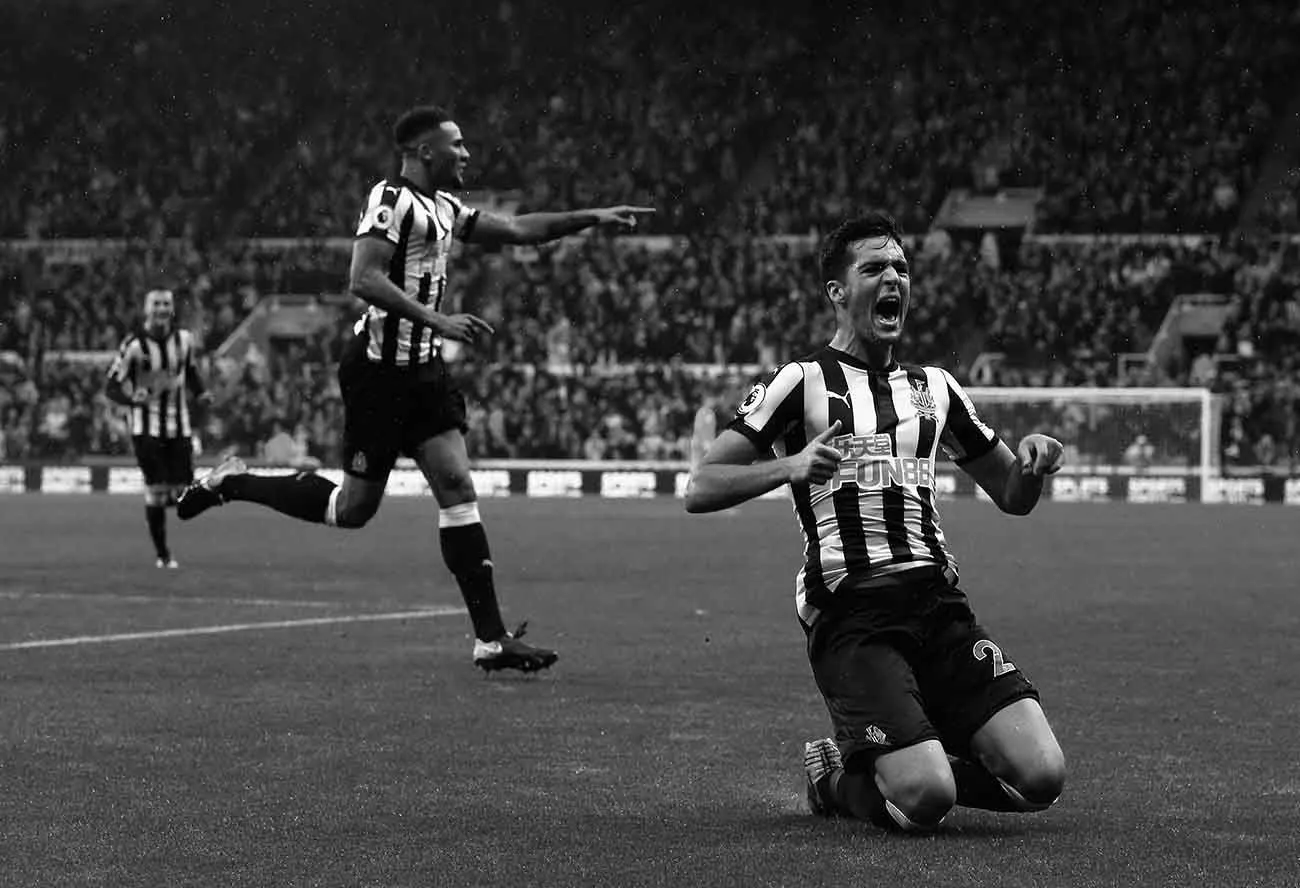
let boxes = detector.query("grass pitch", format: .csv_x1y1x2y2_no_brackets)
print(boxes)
2,494,1297,887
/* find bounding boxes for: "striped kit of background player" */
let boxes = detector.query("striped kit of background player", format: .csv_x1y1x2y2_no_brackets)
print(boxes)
106,330,199,439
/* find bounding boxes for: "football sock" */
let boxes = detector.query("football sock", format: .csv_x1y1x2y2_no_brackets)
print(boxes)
830,766,943,832
145,505,169,559
950,757,1053,812
829,769,906,831
222,472,337,524
439,503,507,642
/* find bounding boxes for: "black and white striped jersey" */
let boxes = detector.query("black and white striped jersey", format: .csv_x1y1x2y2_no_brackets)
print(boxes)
106,328,199,439
727,347,1000,626
353,177,479,367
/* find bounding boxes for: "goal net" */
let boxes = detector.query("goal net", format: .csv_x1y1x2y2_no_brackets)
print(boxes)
964,387,1222,485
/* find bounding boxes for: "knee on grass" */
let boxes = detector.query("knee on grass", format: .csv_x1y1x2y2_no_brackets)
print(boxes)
996,757,1066,812
883,770,957,828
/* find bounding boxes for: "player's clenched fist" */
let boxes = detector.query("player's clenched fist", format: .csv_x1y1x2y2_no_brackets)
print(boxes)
785,420,844,485
1018,433,1065,476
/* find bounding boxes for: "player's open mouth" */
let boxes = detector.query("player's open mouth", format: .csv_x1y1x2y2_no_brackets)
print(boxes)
875,294,902,325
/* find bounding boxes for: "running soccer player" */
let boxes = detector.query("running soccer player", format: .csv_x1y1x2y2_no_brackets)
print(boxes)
176,105,653,673
685,212,1067,831
105,289,210,568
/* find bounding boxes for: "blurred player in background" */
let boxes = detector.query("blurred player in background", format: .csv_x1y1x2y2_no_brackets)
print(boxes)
176,104,653,673
685,212,1067,832
104,288,210,568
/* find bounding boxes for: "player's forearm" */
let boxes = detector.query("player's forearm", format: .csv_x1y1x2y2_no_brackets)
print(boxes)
350,271,435,326
185,369,206,398
1000,471,1045,516
685,460,792,513
104,380,134,407
507,211,602,244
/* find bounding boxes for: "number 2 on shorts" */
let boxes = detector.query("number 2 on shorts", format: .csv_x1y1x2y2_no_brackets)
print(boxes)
973,639,1017,677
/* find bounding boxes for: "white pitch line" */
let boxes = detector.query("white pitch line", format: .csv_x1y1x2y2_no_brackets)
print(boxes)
0,591,348,608
0,606,468,652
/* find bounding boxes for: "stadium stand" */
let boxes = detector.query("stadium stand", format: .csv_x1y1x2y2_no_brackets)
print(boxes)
2,0,1299,472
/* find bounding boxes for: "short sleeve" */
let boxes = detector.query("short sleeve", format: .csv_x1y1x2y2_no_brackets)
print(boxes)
106,337,139,384
355,181,404,244
440,191,480,241
725,362,805,453
938,368,999,464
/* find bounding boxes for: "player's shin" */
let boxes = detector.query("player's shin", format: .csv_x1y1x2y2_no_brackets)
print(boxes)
223,472,337,523
438,502,507,642
144,497,169,560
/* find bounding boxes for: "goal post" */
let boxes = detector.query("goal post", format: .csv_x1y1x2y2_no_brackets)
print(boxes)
964,387,1222,492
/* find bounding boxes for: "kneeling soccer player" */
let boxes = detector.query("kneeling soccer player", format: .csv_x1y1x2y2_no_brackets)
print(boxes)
685,213,1067,831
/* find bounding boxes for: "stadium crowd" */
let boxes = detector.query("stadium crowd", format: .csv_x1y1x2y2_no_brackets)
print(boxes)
3,234,1298,470
2,0,1299,470
6,0,1299,240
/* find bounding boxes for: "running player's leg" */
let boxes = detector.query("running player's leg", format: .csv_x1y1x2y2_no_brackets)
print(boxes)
145,437,196,566
920,596,1065,813
133,436,174,566
145,483,174,566
412,428,505,639
211,437,389,528
178,342,392,526
805,612,956,830
167,435,196,508
412,428,557,672
176,448,389,526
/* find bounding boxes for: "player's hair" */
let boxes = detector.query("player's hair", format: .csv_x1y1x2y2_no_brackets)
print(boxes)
818,211,904,284
393,105,453,150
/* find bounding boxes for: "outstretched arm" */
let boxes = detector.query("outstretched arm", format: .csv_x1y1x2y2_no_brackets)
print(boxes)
960,434,1064,516
469,206,655,246
685,421,844,514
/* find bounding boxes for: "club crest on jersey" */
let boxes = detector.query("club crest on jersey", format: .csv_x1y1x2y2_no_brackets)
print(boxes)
909,379,937,419
351,452,368,474
738,383,766,416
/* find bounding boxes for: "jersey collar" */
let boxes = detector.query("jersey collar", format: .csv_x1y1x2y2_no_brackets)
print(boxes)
395,175,435,199
825,346,898,374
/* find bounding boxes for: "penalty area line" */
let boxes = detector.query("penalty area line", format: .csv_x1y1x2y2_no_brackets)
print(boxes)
0,606,468,652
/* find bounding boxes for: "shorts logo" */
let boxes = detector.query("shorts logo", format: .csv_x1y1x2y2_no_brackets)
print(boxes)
351,452,368,474
863,725,889,745
738,383,767,415
908,379,936,420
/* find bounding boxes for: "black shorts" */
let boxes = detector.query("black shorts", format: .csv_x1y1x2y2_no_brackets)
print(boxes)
132,435,194,487
338,334,468,481
806,566,1039,766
